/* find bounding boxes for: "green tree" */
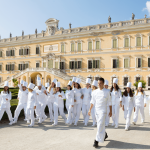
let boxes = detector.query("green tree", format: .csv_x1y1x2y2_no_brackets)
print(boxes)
134,80,146,89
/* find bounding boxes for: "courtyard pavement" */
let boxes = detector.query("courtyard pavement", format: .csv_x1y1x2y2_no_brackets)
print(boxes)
0,101,150,150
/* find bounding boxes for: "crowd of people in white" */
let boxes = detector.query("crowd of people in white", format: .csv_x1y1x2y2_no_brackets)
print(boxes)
0,76,149,148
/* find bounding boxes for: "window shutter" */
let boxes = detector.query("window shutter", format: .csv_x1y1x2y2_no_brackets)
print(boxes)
69,61,71,69
25,63,29,69
117,59,119,68
0,51,2,57
113,39,117,48
36,47,39,54
88,42,92,50
61,45,64,52
71,43,74,51
9,64,11,71
93,60,95,68
96,41,100,49
88,60,90,69
80,61,82,69
0,65,2,71
21,49,23,55
6,51,8,56
148,58,150,67
75,61,77,69
63,62,65,69
141,58,142,67
6,64,7,71
78,43,81,51
18,64,20,70
24,49,26,55
97,60,100,68
59,62,62,69
11,64,14,71
137,37,141,46
19,49,21,55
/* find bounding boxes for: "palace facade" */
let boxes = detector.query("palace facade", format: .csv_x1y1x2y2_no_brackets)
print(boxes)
0,17,150,89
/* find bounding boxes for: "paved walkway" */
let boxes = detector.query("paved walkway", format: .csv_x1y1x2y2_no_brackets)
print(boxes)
0,102,150,150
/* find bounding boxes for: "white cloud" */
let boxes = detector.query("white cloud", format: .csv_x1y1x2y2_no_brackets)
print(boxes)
143,1,150,16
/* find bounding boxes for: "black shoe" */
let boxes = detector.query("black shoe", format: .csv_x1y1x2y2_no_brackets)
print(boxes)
93,140,98,148
104,132,108,141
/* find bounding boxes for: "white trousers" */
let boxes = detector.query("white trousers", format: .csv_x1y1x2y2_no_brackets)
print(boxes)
91,105,96,125
54,105,66,125
112,104,120,126
133,105,145,123
14,103,27,121
47,102,54,121
95,110,106,143
73,103,82,124
0,107,13,122
125,107,133,128
26,108,34,126
105,106,110,126
35,103,46,121
82,104,90,124
66,105,73,124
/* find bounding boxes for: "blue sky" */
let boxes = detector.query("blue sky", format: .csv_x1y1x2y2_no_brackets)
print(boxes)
0,0,150,39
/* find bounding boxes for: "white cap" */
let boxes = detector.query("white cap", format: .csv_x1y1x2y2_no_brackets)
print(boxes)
138,82,142,88
52,78,57,84
113,78,118,84
4,81,9,87
56,82,60,87
86,78,91,84
104,80,109,86
67,81,72,86
23,82,28,88
45,82,49,87
37,80,42,86
28,83,35,90
92,80,98,87
37,76,41,81
20,80,24,84
72,77,76,82
127,82,131,88
75,78,81,84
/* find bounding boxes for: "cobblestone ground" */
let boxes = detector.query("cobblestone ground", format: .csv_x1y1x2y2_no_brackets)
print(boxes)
0,101,150,150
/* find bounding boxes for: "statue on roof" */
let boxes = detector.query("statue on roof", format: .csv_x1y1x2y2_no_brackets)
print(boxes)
132,13,135,20
10,33,12,38
35,28,37,34
69,23,72,29
22,30,24,36
108,16,111,23
145,14,147,18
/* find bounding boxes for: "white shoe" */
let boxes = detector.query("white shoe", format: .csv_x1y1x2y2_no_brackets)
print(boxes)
112,123,115,126
9,122,13,125
52,123,57,126
27,120,30,124
125,127,128,131
114,126,118,129
74,123,77,126
38,121,42,124
132,122,136,125
12,120,17,124
28,124,33,127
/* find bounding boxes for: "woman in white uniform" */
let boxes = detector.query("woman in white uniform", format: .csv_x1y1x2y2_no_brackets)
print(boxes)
73,78,82,126
132,82,147,125
0,81,13,125
13,82,28,124
72,77,76,124
65,81,74,125
53,82,66,126
26,83,37,127
82,78,92,126
47,79,57,122
110,78,122,128
91,80,98,127
122,82,135,131
104,80,111,127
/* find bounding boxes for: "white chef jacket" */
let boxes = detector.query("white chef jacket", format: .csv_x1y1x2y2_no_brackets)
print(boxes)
74,88,82,104
18,89,28,105
54,91,65,108
65,90,74,106
91,88,111,112
134,91,147,107
34,88,46,105
27,91,37,109
18,84,22,98
122,93,135,110
47,88,55,103
111,89,122,105
0,91,12,108
82,88,92,105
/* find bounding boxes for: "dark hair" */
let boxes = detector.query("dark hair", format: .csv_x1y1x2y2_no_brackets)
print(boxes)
110,84,120,92
123,88,133,97
4,87,9,94
67,85,72,90
98,77,104,83
57,87,62,93
76,83,81,89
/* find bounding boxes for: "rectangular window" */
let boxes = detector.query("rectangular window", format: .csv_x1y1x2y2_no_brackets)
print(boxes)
55,62,58,69
36,63,40,68
60,62,65,70
25,63,29,69
88,42,92,50
43,62,46,68
137,58,142,68
24,49,29,55
96,41,100,49
78,43,81,51
124,58,129,68
78,61,81,69
124,77,128,86
61,44,64,52
36,47,40,54
148,58,150,67
19,49,23,55
148,77,150,86
69,61,74,69
136,77,140,82
48,60,53,69
113,59,119,68
88,60,93,69
137,37,141,46
125,38,129,47
71,43,75,51
113,39,117,48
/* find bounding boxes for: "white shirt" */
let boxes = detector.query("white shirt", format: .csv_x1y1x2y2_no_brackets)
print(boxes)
105,88,111,106
47,88,55,103
134,91,147,107
0,91,11,108
27,91,37,109
91,88,111,112
122,93,135,110
82,88,92,105
111,89,122,105
18,89,28,105
74,88,82,104
54,91,65,107
65,90,74,106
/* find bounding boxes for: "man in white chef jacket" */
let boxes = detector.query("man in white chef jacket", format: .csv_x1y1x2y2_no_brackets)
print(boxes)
88,77,112,148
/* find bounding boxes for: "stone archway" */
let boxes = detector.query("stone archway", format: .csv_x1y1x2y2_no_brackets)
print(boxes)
30,72,42,85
